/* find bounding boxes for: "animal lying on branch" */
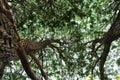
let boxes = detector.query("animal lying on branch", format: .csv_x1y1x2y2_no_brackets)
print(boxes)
0,38,63,61
0,0,66,79
0,38,64,80
19,38,62,54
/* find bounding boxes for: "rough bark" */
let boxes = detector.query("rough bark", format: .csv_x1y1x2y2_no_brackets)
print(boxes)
0,0,40,80
0,0,18,62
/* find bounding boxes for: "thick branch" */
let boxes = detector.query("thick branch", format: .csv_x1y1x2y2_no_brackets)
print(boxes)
99,42,111,80
17,44,39,80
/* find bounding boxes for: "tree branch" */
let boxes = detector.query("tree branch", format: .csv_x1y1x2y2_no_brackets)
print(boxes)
99,42,111,80
30,53,48,80
17,44,39,80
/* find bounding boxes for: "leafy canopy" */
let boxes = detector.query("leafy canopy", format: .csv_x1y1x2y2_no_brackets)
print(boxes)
3,0,120,80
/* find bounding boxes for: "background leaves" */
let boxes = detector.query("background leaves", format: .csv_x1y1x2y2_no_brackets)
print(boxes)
3,0,120,80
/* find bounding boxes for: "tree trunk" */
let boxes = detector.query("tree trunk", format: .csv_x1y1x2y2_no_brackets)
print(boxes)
0,0,18,62
0,0,39,80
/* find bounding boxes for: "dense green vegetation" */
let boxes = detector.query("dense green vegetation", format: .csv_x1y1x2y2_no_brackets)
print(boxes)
3,0,120,80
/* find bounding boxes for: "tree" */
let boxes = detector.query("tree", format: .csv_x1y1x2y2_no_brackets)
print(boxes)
0,0,62,80
0,0,120,80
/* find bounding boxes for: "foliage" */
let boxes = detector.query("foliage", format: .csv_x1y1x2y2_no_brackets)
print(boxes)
2,0,120,80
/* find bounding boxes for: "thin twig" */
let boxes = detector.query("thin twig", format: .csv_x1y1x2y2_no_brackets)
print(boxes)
30,53,48,80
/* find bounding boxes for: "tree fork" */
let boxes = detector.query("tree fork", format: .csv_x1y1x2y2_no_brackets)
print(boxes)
99,10,120,80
